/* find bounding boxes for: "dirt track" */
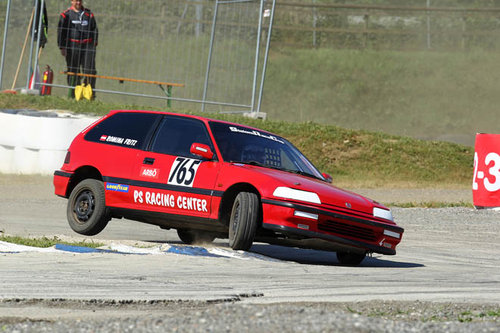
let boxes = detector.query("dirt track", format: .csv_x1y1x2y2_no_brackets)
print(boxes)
0,174,498,332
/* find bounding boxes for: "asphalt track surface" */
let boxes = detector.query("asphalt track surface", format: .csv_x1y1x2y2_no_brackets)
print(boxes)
0,175,499,331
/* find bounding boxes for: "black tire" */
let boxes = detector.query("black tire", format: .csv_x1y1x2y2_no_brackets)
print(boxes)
228,192,259,251
336,251,366,266
177,229,216,245
67,179,109,236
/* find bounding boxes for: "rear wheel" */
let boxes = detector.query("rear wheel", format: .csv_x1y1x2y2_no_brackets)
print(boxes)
228,192,259,251
336,251,366,266
67,179,109,236
177,229,216,245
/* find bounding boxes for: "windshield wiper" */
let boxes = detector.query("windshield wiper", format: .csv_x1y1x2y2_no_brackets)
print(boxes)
230,160,266,167
281,168,321,180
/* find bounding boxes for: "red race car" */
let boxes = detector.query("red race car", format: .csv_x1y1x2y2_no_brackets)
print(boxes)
54,110,403,265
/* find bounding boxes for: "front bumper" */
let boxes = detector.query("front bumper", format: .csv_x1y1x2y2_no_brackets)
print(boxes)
261,199,404,255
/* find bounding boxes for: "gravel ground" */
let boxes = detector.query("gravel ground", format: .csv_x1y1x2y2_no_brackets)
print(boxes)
1,299,499,332
1,175,498,332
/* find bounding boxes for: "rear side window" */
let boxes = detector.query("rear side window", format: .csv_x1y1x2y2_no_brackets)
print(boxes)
85,112,161,150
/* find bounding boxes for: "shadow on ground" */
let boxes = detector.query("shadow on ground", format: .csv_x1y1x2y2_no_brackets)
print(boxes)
144,239,423,268
249,244,423,268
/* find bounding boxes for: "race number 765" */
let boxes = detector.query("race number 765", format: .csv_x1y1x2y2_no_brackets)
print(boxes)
168,157,201,187
473,152,500,192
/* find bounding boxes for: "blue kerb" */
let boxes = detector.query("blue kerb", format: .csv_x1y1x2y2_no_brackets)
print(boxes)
55,244,133,254
54,244,222,257
163,245,222,258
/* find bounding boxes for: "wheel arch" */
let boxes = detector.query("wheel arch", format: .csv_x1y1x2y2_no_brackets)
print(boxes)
218,183,262,228
66,166,103,197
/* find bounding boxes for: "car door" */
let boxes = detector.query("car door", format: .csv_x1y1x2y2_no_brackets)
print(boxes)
130,115,220,219
83,111,162,208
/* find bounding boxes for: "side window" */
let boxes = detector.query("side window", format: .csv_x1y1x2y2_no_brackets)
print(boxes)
151,116,212,158
84,112,161,150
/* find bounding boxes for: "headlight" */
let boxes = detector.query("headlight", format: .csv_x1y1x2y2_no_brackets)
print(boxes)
273,187,321,204
373,207,393,221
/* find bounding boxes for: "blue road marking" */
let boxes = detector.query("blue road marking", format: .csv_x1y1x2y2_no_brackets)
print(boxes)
1,241,277,261
54,244,222,257
163,245,223,258
54,244,133,254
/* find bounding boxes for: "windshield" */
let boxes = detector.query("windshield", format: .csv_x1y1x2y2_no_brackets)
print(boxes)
209,122,324,180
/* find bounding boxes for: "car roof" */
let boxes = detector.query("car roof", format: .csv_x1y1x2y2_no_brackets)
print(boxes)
107,110,279,137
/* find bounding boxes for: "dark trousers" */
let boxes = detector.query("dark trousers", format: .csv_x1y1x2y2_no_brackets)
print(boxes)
65,44,97,93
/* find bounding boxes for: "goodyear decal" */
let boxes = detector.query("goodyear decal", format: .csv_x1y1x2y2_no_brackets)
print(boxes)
106,183,130,193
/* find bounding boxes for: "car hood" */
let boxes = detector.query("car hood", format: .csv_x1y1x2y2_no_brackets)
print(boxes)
227,164,382,216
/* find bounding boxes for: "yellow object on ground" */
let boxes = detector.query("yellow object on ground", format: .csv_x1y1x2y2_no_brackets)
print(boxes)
82,84,93,100
74,84,93,101
74,84,83,101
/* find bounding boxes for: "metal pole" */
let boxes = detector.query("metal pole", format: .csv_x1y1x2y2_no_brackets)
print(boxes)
46,82,252,108
312,0,317,48
32,0,44,85
202,0,219,112
0,0,12,90
427,0,431,49
250,0,264,114
257,0,275,114
195,1,203,38
26,0,38,89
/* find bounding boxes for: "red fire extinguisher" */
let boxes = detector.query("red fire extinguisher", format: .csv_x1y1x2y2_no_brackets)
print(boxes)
41,65,53,96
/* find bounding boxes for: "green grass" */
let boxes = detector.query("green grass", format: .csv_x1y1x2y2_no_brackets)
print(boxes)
389,201,473,208
23,46,497,148
263,48,500,147
0,93,473,188
4,27,499,147
344,304,500,323
0,234,104,249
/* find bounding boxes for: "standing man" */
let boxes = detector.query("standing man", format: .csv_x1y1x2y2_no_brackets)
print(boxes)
57,0,98,98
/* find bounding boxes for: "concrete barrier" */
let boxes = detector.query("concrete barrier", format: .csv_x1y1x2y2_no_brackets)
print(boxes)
0,109,99,175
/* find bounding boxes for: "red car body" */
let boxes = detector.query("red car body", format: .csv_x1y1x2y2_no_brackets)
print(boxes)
54,110,403,265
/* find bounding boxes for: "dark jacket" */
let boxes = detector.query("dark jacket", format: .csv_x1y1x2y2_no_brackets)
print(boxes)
57,6,98,49
33,1,48,48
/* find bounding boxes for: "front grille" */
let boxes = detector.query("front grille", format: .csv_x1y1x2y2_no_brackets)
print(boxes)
318,219,377,242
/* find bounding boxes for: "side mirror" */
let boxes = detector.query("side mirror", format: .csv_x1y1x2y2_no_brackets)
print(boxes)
322,172,333,183
190,143,214,160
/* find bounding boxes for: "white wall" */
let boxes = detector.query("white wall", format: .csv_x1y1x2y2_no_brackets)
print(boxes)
0,110,99,175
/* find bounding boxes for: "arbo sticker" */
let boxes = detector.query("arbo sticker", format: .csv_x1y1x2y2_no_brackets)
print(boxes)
168,157,201,187
140,167,160,179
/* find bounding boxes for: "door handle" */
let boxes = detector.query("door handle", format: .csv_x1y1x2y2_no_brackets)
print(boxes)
143,157,155,165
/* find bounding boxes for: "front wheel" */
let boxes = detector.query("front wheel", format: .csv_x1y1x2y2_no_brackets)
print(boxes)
228,192,259,251
67,179,109,236
336,251,366,266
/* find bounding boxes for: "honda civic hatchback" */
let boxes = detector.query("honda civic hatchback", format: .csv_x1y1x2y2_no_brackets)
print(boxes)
54,110,404,265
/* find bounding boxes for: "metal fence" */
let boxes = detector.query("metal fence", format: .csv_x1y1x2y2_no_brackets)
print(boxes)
2,1,500,113
0,0,275,113
272,1,500,51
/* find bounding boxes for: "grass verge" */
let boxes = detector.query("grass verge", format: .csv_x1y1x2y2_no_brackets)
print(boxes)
0,234,104,249
389,201,473,208
0,94,473,188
